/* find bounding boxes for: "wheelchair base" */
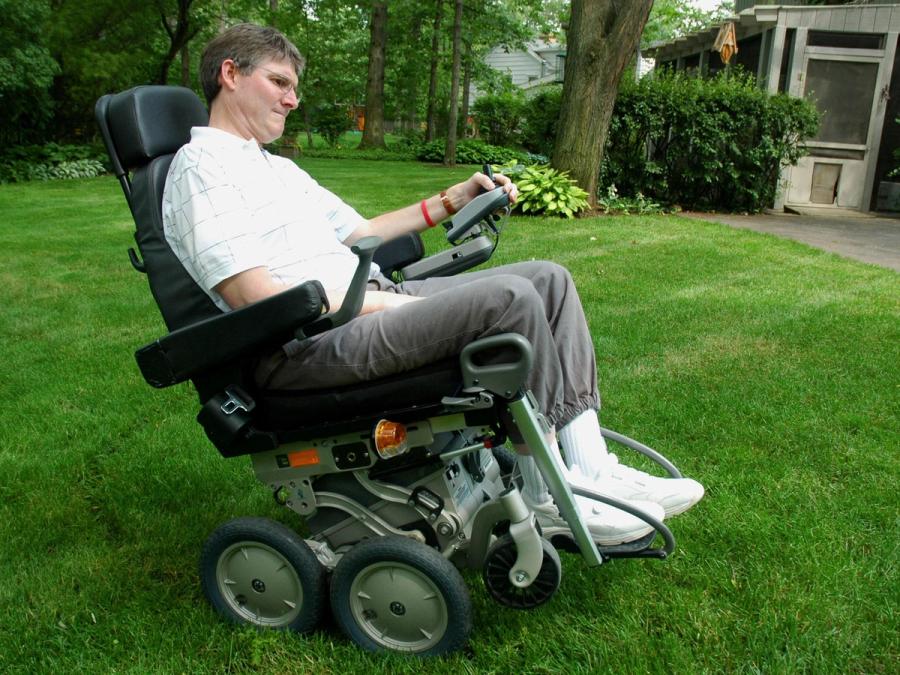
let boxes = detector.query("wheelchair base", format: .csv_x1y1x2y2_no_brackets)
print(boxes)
211,397,689,656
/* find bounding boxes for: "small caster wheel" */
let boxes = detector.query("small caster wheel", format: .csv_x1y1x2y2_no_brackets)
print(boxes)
482,534,561,609
200,517,326,633
330,536,472,655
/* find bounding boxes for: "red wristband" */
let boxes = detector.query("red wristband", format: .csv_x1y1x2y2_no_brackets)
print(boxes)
420,199,436,227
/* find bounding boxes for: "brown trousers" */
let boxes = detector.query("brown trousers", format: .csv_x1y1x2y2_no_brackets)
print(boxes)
256,261,599,428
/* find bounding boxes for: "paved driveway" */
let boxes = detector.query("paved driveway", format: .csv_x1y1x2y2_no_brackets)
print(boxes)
685,208,900,273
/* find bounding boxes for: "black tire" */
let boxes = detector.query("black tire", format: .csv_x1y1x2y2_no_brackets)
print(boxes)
330,536,472,656
200,517,326,634
483,534,562,610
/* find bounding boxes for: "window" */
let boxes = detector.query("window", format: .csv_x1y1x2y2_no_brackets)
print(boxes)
804,59,879,145
808,31,884,50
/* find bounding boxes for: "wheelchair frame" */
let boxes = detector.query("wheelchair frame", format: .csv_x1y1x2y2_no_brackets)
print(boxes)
96,84,684,657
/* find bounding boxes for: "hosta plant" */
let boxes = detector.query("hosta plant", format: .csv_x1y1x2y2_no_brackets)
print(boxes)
500,164,589,218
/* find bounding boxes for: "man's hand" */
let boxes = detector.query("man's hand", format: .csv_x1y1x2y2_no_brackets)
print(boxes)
345,169,518,247
216,266,420,318
443,171,518,215
328,289,423,316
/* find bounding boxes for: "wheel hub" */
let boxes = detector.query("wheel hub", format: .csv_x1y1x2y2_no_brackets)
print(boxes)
349,561,449,651
216,542,304,627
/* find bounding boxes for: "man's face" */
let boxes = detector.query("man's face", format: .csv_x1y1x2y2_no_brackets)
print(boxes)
233,58,299,144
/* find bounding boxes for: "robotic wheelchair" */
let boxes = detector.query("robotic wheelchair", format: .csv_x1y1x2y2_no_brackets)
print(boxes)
96,85,684,656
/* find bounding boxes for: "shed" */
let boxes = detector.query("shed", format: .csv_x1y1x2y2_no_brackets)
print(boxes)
647,1,900,213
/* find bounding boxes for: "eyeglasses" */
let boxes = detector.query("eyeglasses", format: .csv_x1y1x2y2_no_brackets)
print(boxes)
240,63,298,98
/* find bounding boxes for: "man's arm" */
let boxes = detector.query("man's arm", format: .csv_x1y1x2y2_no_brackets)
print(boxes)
214,170,516,314
215,266,420,313
342,171,517,246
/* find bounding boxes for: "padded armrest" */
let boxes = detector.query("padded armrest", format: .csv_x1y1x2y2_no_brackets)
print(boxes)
136,281,327,388
373,232,425,276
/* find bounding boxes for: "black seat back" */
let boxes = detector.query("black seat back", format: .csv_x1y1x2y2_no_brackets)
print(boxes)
95,86,217,333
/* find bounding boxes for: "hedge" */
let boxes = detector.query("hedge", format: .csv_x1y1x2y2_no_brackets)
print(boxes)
504,72,818,212
602,71,819,212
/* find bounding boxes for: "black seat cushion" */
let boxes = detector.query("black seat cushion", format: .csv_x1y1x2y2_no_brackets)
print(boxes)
256,358,463,434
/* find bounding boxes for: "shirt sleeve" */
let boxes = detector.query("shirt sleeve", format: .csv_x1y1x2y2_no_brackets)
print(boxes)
283,163,367,242
164,149,268,293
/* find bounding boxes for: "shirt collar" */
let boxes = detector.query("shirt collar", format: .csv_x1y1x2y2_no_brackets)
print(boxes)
189,126,261,154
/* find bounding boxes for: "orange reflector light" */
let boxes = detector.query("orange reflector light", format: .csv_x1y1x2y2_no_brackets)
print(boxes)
288,448,320,467
374,419,409,459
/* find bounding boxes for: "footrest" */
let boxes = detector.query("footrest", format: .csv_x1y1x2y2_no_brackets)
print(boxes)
598,532,664,559
545,531,667,560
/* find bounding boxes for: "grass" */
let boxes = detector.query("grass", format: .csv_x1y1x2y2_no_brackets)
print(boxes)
1,159,898,673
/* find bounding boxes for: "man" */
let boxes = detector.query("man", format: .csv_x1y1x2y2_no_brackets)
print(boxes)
163,23,703,546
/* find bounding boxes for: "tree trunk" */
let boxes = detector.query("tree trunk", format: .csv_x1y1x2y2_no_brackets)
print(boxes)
460,41,472,139
425,0,443,142
303,103,314,148
359,1,388,149
552,0,653,210
402,13,425,133
156,0,197,85
443,0,463,166
180,42,191,87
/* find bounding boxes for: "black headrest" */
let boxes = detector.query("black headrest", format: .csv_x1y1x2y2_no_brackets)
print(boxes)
105,86,208,170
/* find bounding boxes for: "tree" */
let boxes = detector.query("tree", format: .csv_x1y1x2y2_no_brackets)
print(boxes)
0,0,59,146
359,1,388,149
384,2,430,133
156,0,203,85
425,0,444,142
642,0,731,47
284,0,368,147
443,0,464,166
552,0,654,210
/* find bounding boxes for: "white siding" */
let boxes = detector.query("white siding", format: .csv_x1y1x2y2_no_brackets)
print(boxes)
484,49,544,87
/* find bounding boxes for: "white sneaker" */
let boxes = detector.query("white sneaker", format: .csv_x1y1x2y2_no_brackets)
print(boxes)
523,492,665,547
568,456,705,518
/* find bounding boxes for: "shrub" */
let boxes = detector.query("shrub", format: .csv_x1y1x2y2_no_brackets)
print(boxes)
0,143,108,183
300,146,416,161
596,184,664,215
521,85,563,157
472,91,526,147
415,139,531,165
48,159,106,180
601,71,819,212
498,163,588,218
314,105,353,147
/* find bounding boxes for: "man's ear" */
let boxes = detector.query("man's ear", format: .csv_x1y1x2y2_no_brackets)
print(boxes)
219,59,240,93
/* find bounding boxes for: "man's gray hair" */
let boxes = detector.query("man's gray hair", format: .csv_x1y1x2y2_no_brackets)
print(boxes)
200,23,305,105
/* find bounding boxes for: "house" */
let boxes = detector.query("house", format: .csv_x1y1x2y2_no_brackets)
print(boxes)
483,40,566,91
646,1,900,213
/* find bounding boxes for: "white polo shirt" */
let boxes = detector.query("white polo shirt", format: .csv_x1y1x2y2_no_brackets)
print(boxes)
162,127,375,312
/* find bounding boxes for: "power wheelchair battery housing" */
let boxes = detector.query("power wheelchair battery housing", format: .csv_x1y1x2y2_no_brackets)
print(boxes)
96,85,684,656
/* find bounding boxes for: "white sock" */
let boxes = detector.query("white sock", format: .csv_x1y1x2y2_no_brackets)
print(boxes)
517,454,551,504
516,431,569,505
558,409,610,476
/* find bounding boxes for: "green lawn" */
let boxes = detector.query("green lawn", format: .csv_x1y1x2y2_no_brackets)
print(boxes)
1,160,897,673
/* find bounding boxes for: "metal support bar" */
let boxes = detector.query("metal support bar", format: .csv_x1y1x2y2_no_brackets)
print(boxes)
465,499,509,569
499,489,545,588
314,491,426,543
352,472,459,534
569,486,676,559
599,428,683,478
506,396,603,568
